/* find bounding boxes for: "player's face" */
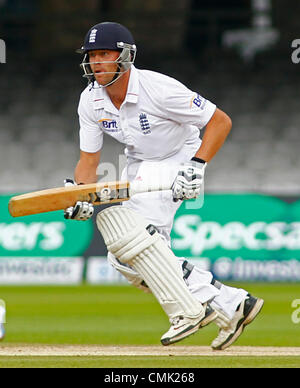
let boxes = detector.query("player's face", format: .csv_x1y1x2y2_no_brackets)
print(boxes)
88,50,120,85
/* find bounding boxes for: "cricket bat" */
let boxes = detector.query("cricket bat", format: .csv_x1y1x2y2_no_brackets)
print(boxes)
8,180,172,217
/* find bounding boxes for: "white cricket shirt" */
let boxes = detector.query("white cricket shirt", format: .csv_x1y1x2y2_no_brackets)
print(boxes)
78,65,216,161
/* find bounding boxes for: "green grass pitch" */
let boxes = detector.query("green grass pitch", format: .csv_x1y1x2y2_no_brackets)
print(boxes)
0,283,300,368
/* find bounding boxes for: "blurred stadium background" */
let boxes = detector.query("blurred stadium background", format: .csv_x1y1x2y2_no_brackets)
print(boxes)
1,2,300,367
1,2,300,286
1,0,300,193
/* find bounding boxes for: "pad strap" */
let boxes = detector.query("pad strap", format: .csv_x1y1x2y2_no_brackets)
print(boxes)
182,260,194,280
211,278,222,290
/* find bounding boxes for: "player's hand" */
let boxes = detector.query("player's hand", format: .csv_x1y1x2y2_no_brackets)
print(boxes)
63,179,94,220
172,160,206,202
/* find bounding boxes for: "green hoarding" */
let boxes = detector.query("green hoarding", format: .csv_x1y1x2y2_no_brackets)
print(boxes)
0,195,93,257
171,194,300,281
2,193,300,282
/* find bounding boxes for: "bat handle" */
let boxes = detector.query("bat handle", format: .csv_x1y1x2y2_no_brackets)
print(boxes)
129,180,172,197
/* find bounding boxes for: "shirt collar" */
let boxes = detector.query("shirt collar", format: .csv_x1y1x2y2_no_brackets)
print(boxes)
125,65,139,104
92,65,139,112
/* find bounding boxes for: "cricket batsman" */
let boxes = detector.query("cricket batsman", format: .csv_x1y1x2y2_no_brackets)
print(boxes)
64,22,264,350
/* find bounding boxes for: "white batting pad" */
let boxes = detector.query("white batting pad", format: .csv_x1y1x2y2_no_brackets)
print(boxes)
107,252,151,293
97,206,204,320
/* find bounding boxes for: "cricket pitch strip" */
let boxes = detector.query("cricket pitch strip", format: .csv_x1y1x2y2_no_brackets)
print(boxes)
0,345,300,357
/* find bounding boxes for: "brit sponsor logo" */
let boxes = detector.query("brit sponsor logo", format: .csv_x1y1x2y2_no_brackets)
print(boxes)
139,113,151,134
98,118,120,132
191,93,206,109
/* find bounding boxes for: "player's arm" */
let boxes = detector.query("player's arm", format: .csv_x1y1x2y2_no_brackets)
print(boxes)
74,150,101,184
64,150,101,220
193,108,232,162
172,108,232,201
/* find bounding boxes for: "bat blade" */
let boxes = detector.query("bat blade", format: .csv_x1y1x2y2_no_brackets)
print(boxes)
8,181,130,217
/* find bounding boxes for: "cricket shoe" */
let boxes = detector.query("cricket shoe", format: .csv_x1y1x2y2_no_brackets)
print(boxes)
161,303,217,346
211,294,264,350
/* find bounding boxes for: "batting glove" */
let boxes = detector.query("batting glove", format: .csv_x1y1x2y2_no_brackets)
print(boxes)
172,159,206,202
63,179,94,220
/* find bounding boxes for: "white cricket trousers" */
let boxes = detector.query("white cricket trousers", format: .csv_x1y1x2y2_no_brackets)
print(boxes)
107,152,247,319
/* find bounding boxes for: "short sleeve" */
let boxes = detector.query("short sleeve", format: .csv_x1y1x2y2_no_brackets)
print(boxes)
78,90,103,153
163,78,216,129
